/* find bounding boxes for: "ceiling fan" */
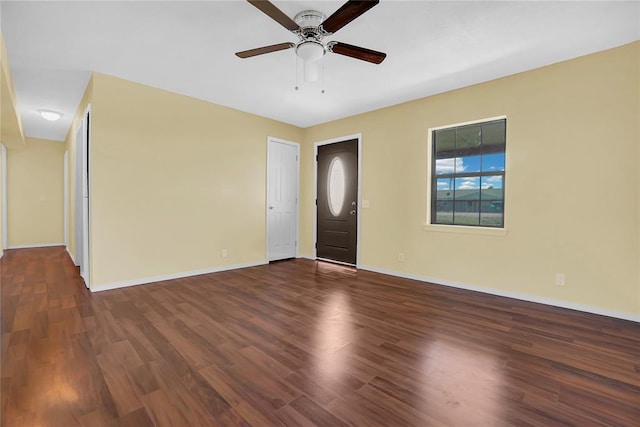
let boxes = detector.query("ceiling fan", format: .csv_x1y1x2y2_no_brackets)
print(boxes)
235,0,386,82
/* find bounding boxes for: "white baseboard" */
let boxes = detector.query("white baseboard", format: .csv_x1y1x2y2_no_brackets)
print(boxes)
7,242,65,250
0,249,3,259
92,260,268,293
66,247,77,266
297,255,316,261
358,265,640,323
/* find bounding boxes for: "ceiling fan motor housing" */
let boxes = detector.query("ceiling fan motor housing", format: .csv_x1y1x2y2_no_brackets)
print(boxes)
294,10,327,39
293,10,327,64
294,10,326,29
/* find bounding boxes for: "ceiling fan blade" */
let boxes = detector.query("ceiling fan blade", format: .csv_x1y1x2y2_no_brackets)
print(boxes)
322,0,379,34
247,0,299,32
235,42,295,58
328,42,386,64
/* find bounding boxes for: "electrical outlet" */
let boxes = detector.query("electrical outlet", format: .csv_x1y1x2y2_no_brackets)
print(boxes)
555,273,565,286
221,249,228,258
398,252,405,262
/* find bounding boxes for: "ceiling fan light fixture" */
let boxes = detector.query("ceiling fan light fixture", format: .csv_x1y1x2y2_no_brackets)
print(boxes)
296,40,325,82
38,109,63,121
295,40,325,63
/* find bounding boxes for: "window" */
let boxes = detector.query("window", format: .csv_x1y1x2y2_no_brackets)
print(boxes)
327,157,346,216
430,118,506,228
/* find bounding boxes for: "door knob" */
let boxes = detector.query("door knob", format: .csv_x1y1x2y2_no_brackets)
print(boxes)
269,206,274,210
350,209,356,215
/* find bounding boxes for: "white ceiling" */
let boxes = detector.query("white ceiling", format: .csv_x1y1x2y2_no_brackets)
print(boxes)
2,1,639,142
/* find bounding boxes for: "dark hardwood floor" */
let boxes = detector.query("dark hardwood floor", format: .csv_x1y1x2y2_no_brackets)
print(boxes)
2,247,639,426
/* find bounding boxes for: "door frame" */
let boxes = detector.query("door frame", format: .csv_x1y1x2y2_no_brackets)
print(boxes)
266,136,300,261
313,133,362,266
74,105,91,288
82,104,91,289
74,119,84,267
1,144,7,253
63,150,69,248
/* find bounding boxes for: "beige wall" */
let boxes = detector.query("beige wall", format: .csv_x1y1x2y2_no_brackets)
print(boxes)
301,42,640,317
7,138,65,247
0,32,25,148
1,31,25,257
88,73,303,287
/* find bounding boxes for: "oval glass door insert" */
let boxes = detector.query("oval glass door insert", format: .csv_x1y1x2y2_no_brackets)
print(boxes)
327,156,345,216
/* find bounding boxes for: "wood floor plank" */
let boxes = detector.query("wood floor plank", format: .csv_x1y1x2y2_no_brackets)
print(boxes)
290,395,349,427
274,403,319,427
141,389,191,426
2,247,639,426
146,360,218,427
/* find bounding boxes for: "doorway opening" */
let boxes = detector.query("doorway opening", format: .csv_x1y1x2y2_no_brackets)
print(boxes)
74,106,91,288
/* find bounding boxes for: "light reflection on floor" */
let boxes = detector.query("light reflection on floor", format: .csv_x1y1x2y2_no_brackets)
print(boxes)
314,261,358,280
314,290,354,380
309,265,506,424
417,338,505,424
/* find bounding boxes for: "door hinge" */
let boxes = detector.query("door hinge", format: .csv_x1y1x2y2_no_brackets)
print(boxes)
315,242,317,249
315,155,318,162
315,199,317,205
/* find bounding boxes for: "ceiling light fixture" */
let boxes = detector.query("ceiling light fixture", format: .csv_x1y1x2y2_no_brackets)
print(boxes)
295,40,325,82
38,109,63,121
294,10,327,83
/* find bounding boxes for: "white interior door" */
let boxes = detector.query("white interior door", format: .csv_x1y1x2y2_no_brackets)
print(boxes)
267,138,299,261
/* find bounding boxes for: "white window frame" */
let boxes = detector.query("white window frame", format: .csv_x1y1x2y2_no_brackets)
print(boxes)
424,115,508,236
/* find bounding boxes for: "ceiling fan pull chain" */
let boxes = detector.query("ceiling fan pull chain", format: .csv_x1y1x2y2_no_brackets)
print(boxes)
321,59,325,94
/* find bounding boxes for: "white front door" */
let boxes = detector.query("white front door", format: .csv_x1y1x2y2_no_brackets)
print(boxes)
267,138,299,261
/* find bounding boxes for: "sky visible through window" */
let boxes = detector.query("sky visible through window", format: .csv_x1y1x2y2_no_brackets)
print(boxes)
435,153,505,190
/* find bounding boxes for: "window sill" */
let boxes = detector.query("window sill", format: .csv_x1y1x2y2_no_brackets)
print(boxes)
423,224,508,236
